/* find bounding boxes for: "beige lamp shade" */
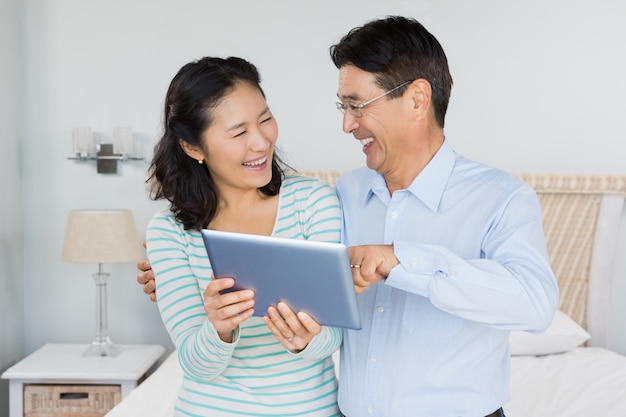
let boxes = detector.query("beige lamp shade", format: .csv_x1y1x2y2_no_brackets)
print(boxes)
62,209,143,263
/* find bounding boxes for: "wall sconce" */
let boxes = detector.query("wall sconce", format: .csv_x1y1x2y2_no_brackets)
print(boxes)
68,126,144,174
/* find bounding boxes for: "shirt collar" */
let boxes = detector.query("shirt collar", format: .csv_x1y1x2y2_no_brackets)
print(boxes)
366,139,455,212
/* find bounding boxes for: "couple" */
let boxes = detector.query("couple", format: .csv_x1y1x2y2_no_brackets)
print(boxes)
139,15,558,417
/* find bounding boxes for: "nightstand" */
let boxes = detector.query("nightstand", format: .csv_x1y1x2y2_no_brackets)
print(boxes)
1,343,166,417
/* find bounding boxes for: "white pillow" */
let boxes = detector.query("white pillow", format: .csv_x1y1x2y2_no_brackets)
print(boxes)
509,310,590,356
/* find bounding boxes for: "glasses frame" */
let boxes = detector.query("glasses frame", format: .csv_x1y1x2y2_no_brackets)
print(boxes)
336,80,413,118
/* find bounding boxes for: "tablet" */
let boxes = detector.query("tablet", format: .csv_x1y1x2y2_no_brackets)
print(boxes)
200,229,362,330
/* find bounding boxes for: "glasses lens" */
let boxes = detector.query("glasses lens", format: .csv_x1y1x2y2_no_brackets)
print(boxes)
336,102,364,118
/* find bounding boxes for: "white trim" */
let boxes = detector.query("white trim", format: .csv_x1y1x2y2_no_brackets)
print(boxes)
587,194,625,347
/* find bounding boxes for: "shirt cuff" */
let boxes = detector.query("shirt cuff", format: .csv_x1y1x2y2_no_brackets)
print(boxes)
386,240,437,296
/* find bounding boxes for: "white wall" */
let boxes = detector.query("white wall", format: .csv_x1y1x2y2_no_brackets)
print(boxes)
0,0,24,414
17,0,626,365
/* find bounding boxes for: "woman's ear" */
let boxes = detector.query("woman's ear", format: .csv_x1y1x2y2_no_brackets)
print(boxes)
179,139,205,162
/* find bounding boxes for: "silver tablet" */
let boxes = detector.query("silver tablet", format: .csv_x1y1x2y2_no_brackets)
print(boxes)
200,229,362,330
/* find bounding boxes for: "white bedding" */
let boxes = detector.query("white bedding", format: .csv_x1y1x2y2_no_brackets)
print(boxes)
107,346,626,417
505,347,626,417
105,351,180,417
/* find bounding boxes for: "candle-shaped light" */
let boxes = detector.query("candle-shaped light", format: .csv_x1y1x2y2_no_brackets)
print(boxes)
72,126,92,157
113,126,133,155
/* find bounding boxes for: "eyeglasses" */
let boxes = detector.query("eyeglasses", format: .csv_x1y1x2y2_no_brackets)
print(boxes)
336,80,412,118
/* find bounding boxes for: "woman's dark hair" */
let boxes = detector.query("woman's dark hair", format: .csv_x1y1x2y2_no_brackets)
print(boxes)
147,56,289,230
330,16,453,128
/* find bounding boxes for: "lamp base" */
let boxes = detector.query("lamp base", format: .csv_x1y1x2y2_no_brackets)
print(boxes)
85,270,120,357
83,338,121,357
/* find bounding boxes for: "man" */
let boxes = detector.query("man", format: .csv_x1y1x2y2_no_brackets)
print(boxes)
139,16,558,417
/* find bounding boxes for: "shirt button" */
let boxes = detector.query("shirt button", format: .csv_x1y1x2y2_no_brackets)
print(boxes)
391,211,398,219
368,406,375,414
451,270,457,277
370,356,377,363
377,306,384,313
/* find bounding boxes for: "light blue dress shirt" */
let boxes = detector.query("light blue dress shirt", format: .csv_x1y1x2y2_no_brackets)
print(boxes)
336,140,558,417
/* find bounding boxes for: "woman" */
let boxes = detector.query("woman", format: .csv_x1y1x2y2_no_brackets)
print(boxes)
146,56,341,416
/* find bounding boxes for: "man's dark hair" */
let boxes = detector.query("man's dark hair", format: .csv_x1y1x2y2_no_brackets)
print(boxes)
330,16,453,128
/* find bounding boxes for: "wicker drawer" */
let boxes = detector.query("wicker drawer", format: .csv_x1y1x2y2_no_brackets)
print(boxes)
23,384,121,417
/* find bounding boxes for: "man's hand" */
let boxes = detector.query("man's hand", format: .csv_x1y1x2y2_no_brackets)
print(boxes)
136,258,156,302
137,240,157,302
348,244,399,294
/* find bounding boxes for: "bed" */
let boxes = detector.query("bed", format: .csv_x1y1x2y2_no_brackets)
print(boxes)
105,173,626,417
505,174,626,417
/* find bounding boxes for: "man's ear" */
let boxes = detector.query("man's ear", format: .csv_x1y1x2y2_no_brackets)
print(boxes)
179,139,204,162
409,78,433,122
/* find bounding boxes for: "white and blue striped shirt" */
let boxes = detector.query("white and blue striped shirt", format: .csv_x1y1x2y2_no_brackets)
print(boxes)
147,175,342,417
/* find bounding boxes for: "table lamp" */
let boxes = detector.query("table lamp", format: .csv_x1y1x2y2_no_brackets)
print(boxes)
61,209,143,357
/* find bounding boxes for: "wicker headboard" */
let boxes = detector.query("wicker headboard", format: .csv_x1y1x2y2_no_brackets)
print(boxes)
302,171,626,347
519,175,626,347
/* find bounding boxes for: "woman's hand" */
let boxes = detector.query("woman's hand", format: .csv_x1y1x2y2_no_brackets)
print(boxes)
264,302,321,352
203,277,255,343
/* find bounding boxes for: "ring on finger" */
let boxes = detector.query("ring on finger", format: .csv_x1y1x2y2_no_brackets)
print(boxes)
285,335,294,342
